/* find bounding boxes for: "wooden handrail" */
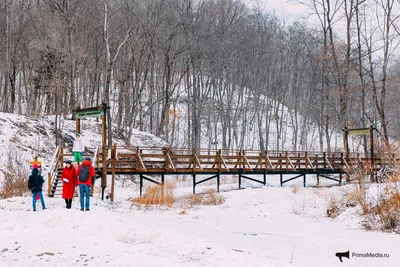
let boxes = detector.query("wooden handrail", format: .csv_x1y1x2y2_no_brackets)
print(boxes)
47,146,61,196
93,145,100,168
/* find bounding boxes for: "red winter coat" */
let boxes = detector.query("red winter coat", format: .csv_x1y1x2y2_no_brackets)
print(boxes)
61,165,77,199
77,160,96,186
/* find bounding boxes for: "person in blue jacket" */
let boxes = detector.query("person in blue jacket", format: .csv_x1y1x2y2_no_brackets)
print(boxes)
28,168,46,211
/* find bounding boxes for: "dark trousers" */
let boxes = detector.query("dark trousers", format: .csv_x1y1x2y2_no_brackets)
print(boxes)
64,198,72,209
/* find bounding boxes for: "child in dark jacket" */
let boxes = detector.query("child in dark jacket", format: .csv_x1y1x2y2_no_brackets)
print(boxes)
28,168,46,211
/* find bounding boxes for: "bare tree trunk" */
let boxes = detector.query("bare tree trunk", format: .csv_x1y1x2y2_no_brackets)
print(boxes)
2,0,10,112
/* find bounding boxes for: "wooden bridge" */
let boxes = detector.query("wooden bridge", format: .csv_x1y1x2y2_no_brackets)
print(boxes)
47,145,399,199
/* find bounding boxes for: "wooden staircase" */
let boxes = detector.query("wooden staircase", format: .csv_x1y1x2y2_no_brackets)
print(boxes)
47,145,101,197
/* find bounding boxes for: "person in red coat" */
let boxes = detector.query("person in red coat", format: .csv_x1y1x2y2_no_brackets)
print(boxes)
61,160,77,209
77,157,96,211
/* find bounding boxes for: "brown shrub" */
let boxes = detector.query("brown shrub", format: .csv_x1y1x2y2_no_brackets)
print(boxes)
184,190,225,207
202,190,225,205
186,194,203,206
0,147,30,199
343,185,369,214
326,196,341,218
132,182,176,208
0,175,29,199
367,192,400,233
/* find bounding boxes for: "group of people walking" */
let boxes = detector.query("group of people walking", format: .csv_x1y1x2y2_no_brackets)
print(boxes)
27,132,96,212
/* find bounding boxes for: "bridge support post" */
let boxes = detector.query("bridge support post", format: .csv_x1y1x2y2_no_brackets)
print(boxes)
140,174,143,196
303,174,306,187
217,174,220,192
339,173,342,185
193,174,196,194
317,174,320,186
280,174,283,187
263,173,266,186
239,174,242,189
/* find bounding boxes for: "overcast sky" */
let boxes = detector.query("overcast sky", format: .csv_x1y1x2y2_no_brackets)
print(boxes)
246,0,310,21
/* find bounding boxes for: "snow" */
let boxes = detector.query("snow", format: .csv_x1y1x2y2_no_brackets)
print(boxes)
0,180,398,267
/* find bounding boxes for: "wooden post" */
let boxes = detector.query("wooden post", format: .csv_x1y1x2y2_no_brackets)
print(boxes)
76,118,80,136
111,143,116,202
343,127,349,158
47,173,51,197
75,105,81,135
370,125,374,182
217,150,221,171
285,151,288,170
101,103,107,200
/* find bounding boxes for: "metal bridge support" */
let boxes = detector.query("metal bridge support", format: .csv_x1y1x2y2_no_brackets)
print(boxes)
239,174,265,189
192,174,220,194
139,174,161,196
193,174,196,194
217,174,220,192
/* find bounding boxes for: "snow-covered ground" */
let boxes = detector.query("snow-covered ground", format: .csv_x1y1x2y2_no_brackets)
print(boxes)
0,179,398,267
0,112,398,267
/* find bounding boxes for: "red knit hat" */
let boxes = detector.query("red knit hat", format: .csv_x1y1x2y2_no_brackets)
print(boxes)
33,164,39,169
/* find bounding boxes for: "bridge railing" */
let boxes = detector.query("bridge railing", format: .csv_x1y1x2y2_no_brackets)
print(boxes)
106,146,395,173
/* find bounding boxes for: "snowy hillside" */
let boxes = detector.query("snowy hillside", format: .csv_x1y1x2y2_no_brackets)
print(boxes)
162,85,364,152
0,112,167,179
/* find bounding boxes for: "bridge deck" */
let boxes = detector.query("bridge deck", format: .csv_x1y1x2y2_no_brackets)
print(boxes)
47,146,400,197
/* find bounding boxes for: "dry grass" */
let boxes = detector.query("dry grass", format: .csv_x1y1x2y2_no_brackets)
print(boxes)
184,189,225,207
343,166,400,233
372,192,400,231
0,146,30,199
132,182,176,208
362,190,400,233
343,185,368,212
0,175,29,199
326,195,341,218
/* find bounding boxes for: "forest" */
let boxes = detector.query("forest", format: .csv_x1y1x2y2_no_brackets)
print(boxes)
1,0,400,153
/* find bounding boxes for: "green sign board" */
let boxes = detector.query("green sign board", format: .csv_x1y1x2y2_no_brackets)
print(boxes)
348,128,370,136
76,109,104,119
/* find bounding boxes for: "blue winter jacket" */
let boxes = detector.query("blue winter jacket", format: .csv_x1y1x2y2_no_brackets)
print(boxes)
28,169,44,193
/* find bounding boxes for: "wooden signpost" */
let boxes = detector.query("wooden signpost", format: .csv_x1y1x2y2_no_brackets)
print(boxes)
74,103,110,200
343,125,375,180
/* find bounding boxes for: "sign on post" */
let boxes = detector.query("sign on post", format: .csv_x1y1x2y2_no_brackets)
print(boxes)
347,128,370,136
75,108,104,119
